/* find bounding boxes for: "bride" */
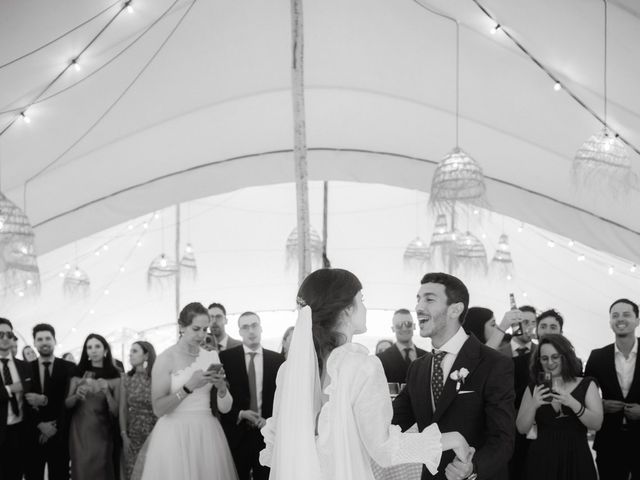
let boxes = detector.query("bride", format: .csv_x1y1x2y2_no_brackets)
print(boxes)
260,268,471,480
136,302,238,480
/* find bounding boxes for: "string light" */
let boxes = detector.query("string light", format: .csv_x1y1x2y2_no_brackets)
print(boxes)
517,223,524,233
631,264,637,273
547,240,555,248
608,266,614,275
523,292,528,298
71,59,81,72
125,1,134,13
21,112,30,123
568,240,575,247
490,24,501,35
553,81,562,92
577,254,586,262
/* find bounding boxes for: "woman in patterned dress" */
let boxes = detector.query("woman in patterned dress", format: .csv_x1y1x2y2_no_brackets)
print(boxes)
120,341,157,480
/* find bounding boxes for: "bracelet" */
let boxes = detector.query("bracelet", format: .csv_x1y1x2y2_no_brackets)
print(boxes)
575,403,586,418
176,390,187,401
182,385,193,395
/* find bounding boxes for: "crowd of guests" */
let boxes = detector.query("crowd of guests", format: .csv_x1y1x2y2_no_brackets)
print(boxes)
0,285,638,480
0,301,288,480
375,298,640,480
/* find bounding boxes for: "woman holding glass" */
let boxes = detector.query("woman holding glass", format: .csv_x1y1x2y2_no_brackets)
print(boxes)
66,334,121,480
516,334,602,480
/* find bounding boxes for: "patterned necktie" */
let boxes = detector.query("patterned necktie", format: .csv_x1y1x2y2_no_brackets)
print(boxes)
431,350,447,406
1,358,20,415
42,361,53,396
403,348,412,366
247,352,259,413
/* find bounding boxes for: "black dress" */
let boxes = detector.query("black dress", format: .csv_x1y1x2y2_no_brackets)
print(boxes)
524,376,598,480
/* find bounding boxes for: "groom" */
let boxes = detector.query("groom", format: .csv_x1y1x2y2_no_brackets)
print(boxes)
392,273,515,480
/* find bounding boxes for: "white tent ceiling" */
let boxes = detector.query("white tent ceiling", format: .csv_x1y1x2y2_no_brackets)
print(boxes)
0,0,639,355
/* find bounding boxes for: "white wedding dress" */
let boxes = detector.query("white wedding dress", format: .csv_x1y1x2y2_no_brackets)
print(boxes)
136,349,238,480
260,307,442,480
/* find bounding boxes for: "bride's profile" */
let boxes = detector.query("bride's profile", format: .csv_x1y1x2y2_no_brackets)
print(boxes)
260,268,470,480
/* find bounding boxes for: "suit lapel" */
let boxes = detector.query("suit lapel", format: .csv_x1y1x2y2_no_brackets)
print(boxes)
415,354,434,426
433,336,481,422
624,338,640,401
605,344,625,399
32,360,42,394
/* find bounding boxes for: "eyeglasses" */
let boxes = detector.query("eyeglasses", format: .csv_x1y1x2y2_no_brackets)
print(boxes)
394,321,415,329
540,354,562,363
0,332,16,340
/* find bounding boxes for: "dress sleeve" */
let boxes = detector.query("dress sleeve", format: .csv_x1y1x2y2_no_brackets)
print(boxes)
354,357,442,474
217,389,233,413
259,363,286,467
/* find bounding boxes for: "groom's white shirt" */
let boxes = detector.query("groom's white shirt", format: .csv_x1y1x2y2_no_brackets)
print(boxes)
431,327,469,407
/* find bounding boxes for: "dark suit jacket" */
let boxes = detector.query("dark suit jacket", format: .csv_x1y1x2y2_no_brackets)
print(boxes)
218,345,284,450
222,336,242,351
27,358,75,430
377,344,427,384
0,357,34,443
584,340,640,451
393,334,515,480
498,342,537,409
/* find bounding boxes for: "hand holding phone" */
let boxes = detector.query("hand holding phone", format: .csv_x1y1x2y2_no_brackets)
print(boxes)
207,363,223,374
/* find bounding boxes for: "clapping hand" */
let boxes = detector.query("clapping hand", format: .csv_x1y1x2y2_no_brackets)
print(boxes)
37,421,57,444
445,446,475,480
25,393,48,408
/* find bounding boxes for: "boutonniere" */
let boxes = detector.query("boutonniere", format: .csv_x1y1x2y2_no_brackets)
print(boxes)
449,367,469,391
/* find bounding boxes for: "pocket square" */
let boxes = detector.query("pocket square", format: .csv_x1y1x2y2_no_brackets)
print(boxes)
458,390,474,394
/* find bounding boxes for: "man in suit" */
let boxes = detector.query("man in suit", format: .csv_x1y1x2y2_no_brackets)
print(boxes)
377,308,427,383
0,317,33,480
218,312,284,480
24,323,76,480
208,302,242,351
584,298,640,480
392,273,515,480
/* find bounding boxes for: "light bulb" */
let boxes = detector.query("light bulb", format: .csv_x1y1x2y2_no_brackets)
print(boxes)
95,250,101,256
64,263,71,270
631,264,637,273
89,309,95,315
577,254,586,262
517,224,524,233
127,4,133,13
608,266,614,275
136,241,142,247
71,327,77,332
506,274,512,281
74,269,81,278
120,266,126,272
103,245,109,251
58,272,65,278
553,82,561,92
143,222,149,229
547,241,555,248
0,217,5,229
490,24,500,35
72,60,81,72
160,256,168,268
104,289,110,295
568,240,575,247
523,292,528,298
185,244,194,254
21,112,31,123
26,279,33,286
127,224,134,230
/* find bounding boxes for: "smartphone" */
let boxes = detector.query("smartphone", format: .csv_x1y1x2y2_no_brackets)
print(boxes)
207,363,223,373
537,372,553,402
509,293,524,336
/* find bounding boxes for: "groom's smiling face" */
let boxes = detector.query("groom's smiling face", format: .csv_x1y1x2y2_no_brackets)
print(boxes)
415,283,450,339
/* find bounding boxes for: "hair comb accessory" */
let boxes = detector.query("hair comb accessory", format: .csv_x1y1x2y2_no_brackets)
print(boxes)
296,296,307,308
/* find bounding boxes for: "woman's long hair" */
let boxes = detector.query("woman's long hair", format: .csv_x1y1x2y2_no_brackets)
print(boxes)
76,333,121,379
127,341,157,377
297,268,362,376
530,333,582,384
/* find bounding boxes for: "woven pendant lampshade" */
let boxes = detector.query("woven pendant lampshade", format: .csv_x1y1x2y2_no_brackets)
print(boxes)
403,237,431,267
428,214,457,271
573,129,634,192
0,192,40,297
285,226,323,270
428,148,488,213
147,253,178,288
490,234,515,280
63,266,90,297
452,231,488,276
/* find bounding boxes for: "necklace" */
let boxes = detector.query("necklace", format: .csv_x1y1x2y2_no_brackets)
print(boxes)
177,343,199,357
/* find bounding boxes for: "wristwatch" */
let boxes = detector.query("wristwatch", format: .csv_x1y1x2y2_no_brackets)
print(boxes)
466,461,478,479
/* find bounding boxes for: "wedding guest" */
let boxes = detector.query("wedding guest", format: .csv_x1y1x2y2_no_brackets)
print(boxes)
377,309,426,384
22,345,38,362
208,302,242,352
120,341,157,480
487,305,538,480
62,352,76,364
10,336,18,357
584,298,640,480
25,323,75,480
136,302,236,480
517,334,602,480
66,334,121,480
463,306,505,345
220,312,284,480
375,339,393,354
280,326,294,358
0,317,33,480
536,309,564,338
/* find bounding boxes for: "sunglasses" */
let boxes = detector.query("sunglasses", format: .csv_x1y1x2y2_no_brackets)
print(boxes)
0,332,16,340
395,321,415,329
